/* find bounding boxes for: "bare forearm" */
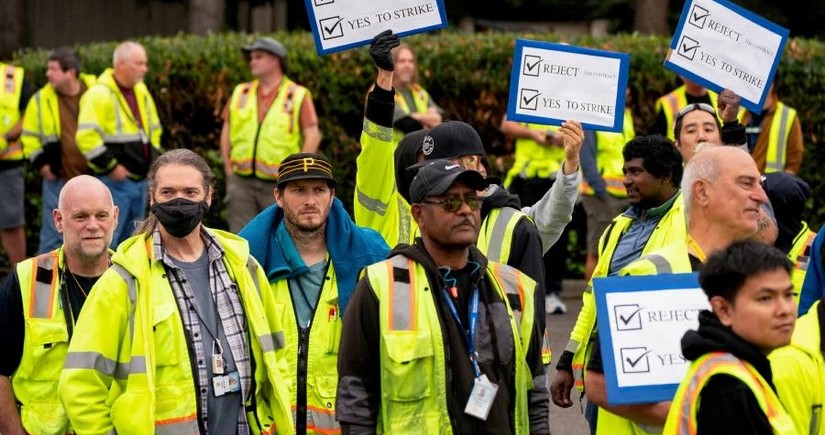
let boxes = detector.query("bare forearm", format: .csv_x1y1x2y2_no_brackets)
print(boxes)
411,109,441,128
301,125,321,153
0,376,26,435
376,69,393,91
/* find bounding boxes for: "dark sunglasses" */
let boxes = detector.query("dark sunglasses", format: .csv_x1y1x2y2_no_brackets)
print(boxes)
675,103,717,121
420,194,482,212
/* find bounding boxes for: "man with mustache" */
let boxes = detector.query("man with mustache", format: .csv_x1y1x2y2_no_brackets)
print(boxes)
0,175,116,435
584,146,770,435
239,152,389,434
337,160,550,434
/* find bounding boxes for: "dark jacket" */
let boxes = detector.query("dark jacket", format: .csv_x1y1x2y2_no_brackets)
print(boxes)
336,240,549,435
680,310,774,435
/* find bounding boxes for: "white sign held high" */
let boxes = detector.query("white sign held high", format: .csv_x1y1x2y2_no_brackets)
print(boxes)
304,0,447,55
665,0,789,113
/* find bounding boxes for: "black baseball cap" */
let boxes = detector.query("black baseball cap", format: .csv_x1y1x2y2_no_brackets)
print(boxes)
421,121,486,161
276,153,336,188
409,159,487,203
242,37,287,59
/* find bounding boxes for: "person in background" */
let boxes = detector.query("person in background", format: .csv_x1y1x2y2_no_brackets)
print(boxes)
389,43,442,143
743,82,803,174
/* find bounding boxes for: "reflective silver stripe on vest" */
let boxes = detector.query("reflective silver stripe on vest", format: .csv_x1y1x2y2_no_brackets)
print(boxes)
64,351,118,377
155,416,199,434
676,353,740,432
362,118,393,143
292,407,339,432
484,207,518,263
259,332,285,352
101,133,143,143
494,264,523,329
31,252,57,318
644,254,672,274
246,258,262,298
388,255,414,331
110,264,138,350
357,186,389,216
35,92,46,144
113,356,147,379
767,105,792,172
112,92,123,135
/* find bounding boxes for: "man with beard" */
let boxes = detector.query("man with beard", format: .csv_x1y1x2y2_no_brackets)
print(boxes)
337,160,550,434
0,175,116,435
239,152,389,434
59,149,292,434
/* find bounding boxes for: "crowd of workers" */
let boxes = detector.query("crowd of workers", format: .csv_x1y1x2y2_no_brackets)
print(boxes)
0,26,820,435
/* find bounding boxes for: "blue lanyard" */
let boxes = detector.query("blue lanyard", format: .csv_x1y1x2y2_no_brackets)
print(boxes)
441,286,482,378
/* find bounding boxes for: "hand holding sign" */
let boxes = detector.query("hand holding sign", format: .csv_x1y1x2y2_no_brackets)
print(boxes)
370,30,400,71
716,89,741,123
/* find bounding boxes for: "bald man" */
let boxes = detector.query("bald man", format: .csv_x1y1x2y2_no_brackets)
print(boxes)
0,175,117,435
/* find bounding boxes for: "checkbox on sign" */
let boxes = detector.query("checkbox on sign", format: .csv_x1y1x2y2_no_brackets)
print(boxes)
522,55,542,77
314,0,334,6
519,88,541,111
678,35,700,61
620,347,652,374
614,304,643,331
689,5,709,29
319,16,345,40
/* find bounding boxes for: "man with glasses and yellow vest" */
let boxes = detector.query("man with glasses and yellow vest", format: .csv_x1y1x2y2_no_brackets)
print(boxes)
337,160,550,434
0,60,33,267
59,150,293,434
0,175,116,435
664,240,797,435
221,37,321,233
743,83,804,175
76,41,162,247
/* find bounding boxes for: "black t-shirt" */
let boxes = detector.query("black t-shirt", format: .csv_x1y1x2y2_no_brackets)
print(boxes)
0,268,98,377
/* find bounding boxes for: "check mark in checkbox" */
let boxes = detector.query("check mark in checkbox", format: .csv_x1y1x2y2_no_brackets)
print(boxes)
620,347,652,374
519,88,541,111
314,0,334,6
319,16,345,40
689,5,709,29
614,304,643,331
678,35,700,61
522,55,542,77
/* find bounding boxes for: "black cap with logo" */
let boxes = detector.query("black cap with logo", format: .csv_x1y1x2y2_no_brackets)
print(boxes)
276,152,336,188
420,121,486,161
409,159,487,203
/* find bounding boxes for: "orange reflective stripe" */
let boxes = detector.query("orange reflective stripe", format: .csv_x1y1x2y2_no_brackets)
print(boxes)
386,260,396,330
236,83,253,110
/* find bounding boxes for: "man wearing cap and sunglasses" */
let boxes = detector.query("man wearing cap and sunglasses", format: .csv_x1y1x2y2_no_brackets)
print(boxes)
221,37,321,233
338,159,550,434
239,152,389,435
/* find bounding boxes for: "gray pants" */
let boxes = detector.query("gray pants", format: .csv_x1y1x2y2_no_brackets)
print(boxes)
225,174,277,233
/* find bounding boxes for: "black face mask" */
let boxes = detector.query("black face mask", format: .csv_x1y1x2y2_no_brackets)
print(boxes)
151,198,209,238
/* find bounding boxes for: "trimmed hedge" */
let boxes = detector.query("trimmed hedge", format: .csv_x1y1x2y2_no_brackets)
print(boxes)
9,31,825,260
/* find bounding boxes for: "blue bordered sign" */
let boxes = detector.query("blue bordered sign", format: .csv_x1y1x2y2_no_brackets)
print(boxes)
593,273,710,405
506,39,630,132
665,0,789,113
304,0,448,55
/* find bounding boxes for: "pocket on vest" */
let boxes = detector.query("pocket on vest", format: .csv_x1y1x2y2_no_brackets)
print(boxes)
382,331,434,402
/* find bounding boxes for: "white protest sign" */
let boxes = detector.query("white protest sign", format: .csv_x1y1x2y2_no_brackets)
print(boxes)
665,0,789,113
506,39,630,132
594,274,711,405
304,0,447,55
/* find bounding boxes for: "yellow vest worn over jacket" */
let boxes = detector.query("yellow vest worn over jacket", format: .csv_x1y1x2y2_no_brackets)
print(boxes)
790,222,817,302
504,123,565,187
58,230,294,435
365,255,537,434
22,74,97,168
764,101,798,173
569,193,686,391
393,84,431,143
76,68,162,178
771,300,825,435
0,63,25,161
228,78,307,180
664,352,797,434
655,86,719,141
14,248,74,434
580,109,636,198
272,265,342,434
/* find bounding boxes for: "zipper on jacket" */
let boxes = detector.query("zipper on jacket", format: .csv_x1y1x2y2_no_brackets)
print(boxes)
291,279,325,435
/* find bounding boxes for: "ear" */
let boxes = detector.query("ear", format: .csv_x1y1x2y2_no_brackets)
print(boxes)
693,180,711,206
274,187,284,207
53,209,64,235
112,206,120,231
710,295,734,326
411,203,425,229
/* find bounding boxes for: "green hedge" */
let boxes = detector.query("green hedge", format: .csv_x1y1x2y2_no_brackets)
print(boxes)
9,31,825,261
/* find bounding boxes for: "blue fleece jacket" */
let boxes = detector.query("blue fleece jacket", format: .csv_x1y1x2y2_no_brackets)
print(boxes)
239,198,390,314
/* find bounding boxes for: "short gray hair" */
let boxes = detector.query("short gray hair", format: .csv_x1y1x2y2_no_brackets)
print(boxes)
681,149,722,218
112,41,144,67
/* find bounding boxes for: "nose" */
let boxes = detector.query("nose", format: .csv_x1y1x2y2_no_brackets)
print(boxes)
752,183,769,204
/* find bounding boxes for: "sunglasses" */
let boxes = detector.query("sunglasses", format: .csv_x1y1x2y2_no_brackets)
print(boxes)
676,103,717,121
420,194,482,212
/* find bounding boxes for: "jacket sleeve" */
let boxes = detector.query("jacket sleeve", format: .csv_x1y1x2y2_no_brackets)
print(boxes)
580,130,607,197
784,116,804,173
76,85,118,173
721,120,746,147
523,168,580,254
145,88,162,149
58,268,131,435
354,85,401,248
20,91,43,162
506,219,547,333
799,230,825,316
527,307,551,434
770,346,817,435
336,277,381,435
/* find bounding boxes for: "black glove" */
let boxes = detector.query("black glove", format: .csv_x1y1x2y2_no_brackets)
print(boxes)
369,29,400,71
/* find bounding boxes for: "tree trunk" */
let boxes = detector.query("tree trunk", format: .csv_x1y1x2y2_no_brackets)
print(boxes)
634,0,670,35
189,0,226,36
0,0,26,60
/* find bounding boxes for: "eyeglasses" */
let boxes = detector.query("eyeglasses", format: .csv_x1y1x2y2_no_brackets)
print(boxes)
675,103,717,121
420,194,482,212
